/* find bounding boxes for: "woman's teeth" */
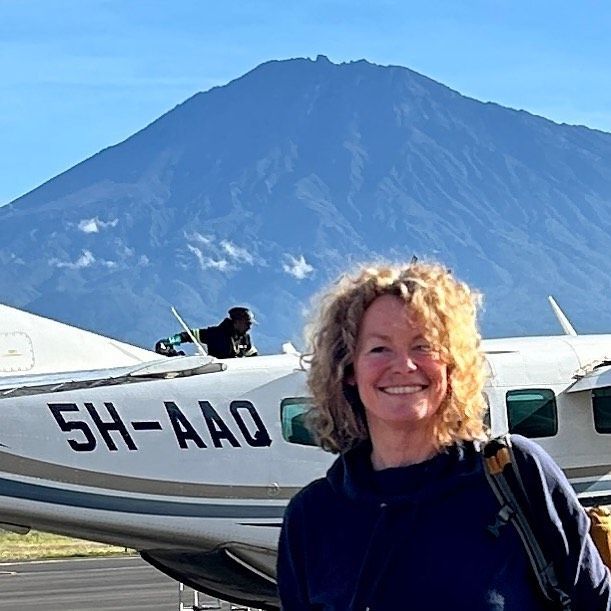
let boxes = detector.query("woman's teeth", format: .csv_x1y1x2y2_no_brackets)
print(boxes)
382,385,424,395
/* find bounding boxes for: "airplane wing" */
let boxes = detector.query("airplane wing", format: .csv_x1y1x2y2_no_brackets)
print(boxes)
567,364,611,393
0,303,158,376
0,355,225,398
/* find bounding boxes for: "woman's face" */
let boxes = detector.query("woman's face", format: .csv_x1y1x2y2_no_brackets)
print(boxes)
349,294,448,436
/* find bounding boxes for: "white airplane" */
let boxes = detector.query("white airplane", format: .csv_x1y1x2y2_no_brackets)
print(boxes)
0,302,610,609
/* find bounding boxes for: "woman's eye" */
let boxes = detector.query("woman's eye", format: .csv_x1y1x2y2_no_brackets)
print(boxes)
414,343,432,353
370,346,387,353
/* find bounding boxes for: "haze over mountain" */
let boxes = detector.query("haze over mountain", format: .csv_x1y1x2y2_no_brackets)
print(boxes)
1,55,610,353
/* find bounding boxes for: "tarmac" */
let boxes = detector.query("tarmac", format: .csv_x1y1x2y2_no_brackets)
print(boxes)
0,555,242,611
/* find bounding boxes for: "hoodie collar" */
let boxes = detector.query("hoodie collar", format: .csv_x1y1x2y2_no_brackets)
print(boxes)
327,439,482,505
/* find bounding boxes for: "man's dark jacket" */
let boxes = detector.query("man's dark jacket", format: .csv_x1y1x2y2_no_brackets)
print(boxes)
277,436,610,610
179,318,257,359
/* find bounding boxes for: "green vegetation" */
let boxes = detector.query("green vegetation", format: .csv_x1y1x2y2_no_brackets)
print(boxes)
0,529,133,562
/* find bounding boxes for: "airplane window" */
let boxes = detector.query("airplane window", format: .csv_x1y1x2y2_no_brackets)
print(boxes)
280,397,318,447
506,389,557,438
593,387,611,434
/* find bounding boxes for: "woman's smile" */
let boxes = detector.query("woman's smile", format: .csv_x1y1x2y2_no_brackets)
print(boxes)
349,294,448,436
379,384,428,395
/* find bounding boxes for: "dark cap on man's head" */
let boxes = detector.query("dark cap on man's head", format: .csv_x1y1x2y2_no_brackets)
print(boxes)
228,306,255,322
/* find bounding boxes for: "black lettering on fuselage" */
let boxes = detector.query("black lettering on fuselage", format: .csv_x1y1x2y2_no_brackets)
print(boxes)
230,400,272,447
164,401,207,449
48,403,96,452
84,402,137,451
49,399,271,452
199,401,241,448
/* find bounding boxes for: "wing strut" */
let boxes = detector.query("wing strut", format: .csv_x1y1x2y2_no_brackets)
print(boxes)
547,296,577,336
171,306,208,356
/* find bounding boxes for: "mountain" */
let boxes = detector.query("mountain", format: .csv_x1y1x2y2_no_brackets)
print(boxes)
1,55,610,353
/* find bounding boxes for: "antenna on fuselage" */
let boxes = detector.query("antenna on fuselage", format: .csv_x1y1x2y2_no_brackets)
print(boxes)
547,296,577,336
170,306,208,356
282,341,299,355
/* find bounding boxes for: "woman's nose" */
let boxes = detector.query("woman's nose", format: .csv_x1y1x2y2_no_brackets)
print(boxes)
393,353,418,371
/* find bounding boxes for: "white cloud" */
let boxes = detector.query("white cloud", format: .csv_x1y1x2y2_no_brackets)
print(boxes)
282,254,314,280
206,259,230,271
78,219,99,233
78,217,119,234
50,250,96,269
184,231,212,245
68,250,95,269
187,245,230,272
49,250,118,270
184,233,266,268
221,240,254,264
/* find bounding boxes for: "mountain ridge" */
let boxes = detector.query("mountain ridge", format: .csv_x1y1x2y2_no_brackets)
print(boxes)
1,56,610,352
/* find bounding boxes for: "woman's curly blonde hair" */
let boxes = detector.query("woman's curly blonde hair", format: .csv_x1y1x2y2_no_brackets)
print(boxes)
304,260,487,454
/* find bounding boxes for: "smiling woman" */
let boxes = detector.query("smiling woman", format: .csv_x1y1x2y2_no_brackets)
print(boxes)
306,261,487,457
277,260,611,611
347,293,450,469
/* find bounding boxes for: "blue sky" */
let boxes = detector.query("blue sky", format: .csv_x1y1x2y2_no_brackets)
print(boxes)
2,0,611,205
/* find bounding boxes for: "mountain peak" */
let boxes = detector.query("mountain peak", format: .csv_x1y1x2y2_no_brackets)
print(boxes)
2,58,610,351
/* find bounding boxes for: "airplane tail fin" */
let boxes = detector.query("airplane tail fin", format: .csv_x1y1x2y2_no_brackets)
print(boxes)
547,296,578,336
0,303,157,376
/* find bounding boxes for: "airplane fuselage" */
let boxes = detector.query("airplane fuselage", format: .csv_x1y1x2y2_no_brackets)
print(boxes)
1,334,610,608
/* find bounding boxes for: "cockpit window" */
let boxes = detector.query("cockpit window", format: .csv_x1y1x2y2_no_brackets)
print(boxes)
593,387,611,434
280,397,317,447
506,389,557,438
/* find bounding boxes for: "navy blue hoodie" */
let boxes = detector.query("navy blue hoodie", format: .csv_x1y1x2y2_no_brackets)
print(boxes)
278,435,610,610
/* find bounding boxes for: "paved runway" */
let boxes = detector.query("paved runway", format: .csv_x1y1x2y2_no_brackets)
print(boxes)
0,555,230,610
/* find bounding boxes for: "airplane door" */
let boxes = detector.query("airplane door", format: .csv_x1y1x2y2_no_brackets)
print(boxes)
247,368,331,495
0,332,34,373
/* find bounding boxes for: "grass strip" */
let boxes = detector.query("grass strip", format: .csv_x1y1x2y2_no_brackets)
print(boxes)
0,529,134,562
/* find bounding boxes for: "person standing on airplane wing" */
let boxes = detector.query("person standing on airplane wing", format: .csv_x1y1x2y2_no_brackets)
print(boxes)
277,260,610,610
155,306,258,359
